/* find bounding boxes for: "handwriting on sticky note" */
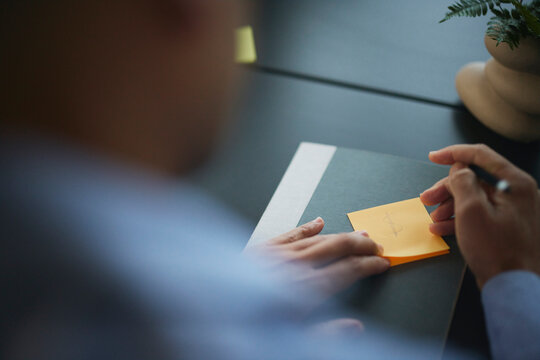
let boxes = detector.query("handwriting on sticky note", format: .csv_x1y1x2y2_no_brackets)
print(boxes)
235,26,257,64
347,198,449,266
382,211,403,237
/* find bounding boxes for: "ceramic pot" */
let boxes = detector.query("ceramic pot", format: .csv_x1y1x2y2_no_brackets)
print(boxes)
455,36,540,142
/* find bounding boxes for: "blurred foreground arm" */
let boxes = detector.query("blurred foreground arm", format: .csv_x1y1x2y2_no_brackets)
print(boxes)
421,144,540,360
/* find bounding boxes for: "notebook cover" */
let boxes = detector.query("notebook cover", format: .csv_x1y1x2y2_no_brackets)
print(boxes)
298,147,465,348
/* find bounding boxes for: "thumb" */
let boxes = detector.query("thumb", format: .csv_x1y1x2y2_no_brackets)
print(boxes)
448,168,490,216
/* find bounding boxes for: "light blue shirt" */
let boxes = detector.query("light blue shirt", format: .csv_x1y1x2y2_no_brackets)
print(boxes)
482,271,540,360
2,137,537,359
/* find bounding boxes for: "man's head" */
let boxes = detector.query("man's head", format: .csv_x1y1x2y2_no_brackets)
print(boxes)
1,0,247,174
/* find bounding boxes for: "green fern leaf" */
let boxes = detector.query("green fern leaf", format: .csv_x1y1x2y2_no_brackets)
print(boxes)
440,0,540,49
487,16,524,48
512,0,540,37
440,0,499,23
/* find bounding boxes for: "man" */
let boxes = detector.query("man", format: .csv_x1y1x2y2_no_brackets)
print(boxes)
1,1,539,359
421,145,540,359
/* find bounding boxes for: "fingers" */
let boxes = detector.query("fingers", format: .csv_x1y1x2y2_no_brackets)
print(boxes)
287,237,323,251
430,145,538,197
429,219,455,236
448,168,491,217
315,255,390,295
420,163,466,206
287,228,367,252
421,177,449,206
297,232,382,266
429,144,517,182
427,195,456,236
269,217,325,245
430,198,454,222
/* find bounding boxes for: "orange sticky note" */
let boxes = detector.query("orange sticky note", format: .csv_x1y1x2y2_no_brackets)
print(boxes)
347,198,449,266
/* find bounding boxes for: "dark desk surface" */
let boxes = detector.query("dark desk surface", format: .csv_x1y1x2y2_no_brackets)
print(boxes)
194,71,539,227
192,3,540,357
253,0,490,106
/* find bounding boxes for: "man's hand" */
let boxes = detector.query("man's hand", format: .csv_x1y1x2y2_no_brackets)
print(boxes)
245,217,390,300
420,144,540,288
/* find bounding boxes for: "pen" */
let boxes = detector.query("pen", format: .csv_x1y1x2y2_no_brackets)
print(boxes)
470,165,511,193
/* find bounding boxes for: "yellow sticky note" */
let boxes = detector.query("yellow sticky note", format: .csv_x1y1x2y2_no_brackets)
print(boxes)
235,26,257,63
347,198,449,266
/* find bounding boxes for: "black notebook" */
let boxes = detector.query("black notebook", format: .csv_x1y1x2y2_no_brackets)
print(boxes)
248,142,466,356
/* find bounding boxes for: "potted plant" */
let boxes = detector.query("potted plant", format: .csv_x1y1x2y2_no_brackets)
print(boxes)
441,0,540,142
